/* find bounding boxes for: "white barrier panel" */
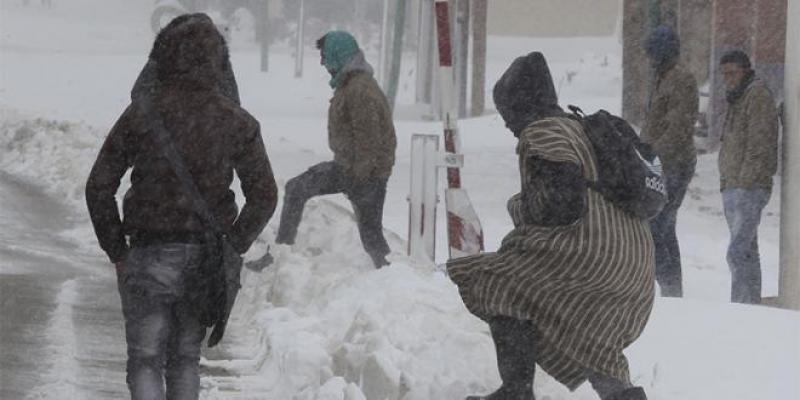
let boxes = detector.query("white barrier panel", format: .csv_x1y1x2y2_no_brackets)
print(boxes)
445,188,484,259
408,134,440,262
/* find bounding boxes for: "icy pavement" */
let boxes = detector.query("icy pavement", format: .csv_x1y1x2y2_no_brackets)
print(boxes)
0,172,126,399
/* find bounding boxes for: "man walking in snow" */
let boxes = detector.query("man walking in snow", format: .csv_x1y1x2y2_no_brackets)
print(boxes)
641,25,699,297
717,50,779,304
448,52,652,400
86,14,277,399
275,31,396,268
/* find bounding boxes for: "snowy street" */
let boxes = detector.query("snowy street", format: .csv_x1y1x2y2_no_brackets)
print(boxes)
0,172,127,399
1,1,799,399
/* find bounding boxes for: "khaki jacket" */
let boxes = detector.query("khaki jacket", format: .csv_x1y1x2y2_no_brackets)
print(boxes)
641,63,698,174
328,72,397,182
719,78,779,190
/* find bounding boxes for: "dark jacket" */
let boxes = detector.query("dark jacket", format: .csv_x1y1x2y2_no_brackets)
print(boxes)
328,71,396,182
641,62,698,175
86,16,277,263
493,52,585,225
719,77,779,191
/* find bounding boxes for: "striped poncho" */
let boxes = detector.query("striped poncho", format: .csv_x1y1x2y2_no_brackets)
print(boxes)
448,117,655,389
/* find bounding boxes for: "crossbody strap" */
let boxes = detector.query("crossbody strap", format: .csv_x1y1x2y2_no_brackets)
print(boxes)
138,95,224,236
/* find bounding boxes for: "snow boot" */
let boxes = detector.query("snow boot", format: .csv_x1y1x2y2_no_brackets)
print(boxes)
372,255,390,269
244,248,274,272
606,387,647,400
465,383,534,400
466,317,536,400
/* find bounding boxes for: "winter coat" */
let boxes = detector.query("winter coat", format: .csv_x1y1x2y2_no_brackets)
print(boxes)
328,71,396,182
86,16,278,263
448,52,654,390
718,78,779,191
641,63,699,175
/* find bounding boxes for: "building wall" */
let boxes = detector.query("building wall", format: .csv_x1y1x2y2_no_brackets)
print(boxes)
487,0,620,37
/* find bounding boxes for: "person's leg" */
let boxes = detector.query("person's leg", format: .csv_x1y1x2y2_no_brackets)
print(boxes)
164,305,206,400
651,167,693,297
650,206,681,297
466,316,536,400
348,178,391,267
123,302,171,400
119,247,175,400
726,189,770,304
164,245,207,400
586,370,632,399
276,161,348,245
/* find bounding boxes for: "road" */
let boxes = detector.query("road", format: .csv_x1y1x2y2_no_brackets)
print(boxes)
0,172,128,399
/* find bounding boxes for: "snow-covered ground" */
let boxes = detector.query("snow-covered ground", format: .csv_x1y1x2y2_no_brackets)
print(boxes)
1,1,798,399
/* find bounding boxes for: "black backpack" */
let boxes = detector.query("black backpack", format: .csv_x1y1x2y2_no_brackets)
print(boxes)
568,105,667,220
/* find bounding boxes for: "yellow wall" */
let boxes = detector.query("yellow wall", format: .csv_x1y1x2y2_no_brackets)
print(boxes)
488,0,620,37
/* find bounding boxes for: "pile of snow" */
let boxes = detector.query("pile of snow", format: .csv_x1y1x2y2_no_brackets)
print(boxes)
194,200,799,400
0,108,104,209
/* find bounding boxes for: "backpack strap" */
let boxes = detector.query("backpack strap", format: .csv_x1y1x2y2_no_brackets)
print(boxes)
567,104,585,118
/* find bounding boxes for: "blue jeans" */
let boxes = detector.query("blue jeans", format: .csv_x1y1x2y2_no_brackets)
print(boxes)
650,166,694,297
118,243,207,400
722,188,771,304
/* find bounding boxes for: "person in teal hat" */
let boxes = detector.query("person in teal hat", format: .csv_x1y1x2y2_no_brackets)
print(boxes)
275,31,397,268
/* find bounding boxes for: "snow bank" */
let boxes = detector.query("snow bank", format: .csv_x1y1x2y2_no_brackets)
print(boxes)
0,108,104,209
198,200,799,400
199,200,497,400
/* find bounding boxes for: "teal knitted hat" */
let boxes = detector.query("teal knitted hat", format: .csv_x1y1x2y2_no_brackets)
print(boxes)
321,31,360,88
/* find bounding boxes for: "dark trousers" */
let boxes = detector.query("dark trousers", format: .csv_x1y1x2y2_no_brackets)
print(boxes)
650,165,694,297
118,243,206,400
276,161,391,267
474,316,635,400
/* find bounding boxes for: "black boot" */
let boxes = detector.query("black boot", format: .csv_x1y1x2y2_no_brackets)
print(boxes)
607,387,647,400
466,317,536,400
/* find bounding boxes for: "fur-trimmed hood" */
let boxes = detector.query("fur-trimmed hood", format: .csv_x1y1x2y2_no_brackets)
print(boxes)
132,13,239,102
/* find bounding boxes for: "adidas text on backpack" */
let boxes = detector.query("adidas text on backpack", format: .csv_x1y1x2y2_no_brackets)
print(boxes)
568,105,668,220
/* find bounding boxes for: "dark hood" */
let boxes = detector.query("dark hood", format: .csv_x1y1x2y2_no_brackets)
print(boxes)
132,13,239,102
646,25,680,73
493,52,563,137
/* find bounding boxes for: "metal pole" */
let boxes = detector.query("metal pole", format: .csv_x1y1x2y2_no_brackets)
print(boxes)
387,0,408,111
379,0,391,87
622,0,649,127
435,0,484,258
454,0,469,118
470,0,487,117
415,0,434,105
259,0,270,72
294,0,306,78
780,0,800,310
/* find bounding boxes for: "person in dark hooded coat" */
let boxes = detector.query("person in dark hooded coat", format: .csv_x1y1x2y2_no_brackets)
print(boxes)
641,25,699,297
447,52,653,400
85,14,277,399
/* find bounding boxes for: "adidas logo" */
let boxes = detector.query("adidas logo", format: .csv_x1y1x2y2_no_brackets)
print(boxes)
645,176,667,195
635,150,663,176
